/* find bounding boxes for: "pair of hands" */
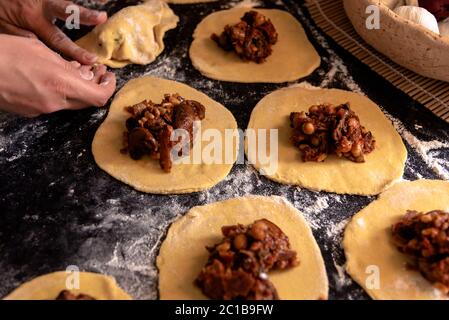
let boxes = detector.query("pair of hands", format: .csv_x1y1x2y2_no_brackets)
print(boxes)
0,0,116,117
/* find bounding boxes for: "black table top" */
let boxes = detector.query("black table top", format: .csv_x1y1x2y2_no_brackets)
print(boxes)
1,0,448,300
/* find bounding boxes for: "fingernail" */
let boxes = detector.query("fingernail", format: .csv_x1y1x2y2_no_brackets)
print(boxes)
98,11,107,19
100,74,113,86
100,77,110,86
91,11,107,21
84,52,97,63
81,69,94,81
71,61,81,68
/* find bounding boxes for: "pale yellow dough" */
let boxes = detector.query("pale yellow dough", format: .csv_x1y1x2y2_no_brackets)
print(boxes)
157,196,329,300
76,0,179,68
92,76,238,194
245,86,407,195
3,272,131,300
189,8,320,83
343,179,449,300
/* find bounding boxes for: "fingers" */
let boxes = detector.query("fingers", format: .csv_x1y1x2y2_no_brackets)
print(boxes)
0,19,37,39
34,58,114,113
92,64,107,83
33,19,97,65
85,71,117,107
70,60,81,68
99,71,115,87
76,64,106,83
79,65,95,81
64,60,107,83
47,0,108,26
62,69,116,110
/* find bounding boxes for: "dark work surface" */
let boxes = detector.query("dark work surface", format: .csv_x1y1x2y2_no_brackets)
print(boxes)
0,0,448,300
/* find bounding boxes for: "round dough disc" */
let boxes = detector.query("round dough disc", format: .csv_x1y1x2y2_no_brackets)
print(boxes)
189,8,320,83
157,195,329,300
92,76,238,194
3,272,131,300
245,86,407,195
343,179,449,300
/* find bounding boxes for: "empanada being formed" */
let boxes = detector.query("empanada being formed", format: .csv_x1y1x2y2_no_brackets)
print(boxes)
77,0,179,68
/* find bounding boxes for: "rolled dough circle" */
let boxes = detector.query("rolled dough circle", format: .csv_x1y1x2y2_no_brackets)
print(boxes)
157,195,329,300
189,8,321,83
343,179,449,300
245,86,407,195
3,272,131,300
92,76,238,194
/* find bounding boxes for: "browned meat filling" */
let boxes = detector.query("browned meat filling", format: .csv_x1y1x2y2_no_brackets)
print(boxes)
56,290,95,300
195,219,299,300
211,11,278,63
392,210,449,294
121,94,206,172
290,103,375,163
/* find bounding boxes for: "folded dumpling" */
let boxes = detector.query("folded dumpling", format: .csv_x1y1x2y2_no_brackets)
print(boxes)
77,0,179,68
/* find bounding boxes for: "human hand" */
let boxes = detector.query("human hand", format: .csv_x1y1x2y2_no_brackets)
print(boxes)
0,0,107,64
0,35,116,117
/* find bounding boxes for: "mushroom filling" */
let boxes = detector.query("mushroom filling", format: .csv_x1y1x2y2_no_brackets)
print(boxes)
121,94,206,173
56,290,96,300
211,11,278,63
290,103,376,163
392,210,449,294
195,219,299,300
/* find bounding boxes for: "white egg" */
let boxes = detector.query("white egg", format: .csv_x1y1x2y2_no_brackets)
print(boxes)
394,5,440,34
439,18,449,37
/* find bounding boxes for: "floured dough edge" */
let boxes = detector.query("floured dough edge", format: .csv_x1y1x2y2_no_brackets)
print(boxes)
343,179,449,300
157,195,329,300
3,272,132,300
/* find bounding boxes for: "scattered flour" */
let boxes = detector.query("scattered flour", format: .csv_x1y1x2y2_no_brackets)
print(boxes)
82,1,426,296
229,0,263,8
0,119,48,163
1,0,448,301
384,112,449,180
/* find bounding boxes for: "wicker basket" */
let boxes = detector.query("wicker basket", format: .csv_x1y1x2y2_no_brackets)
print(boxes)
343,0,449,82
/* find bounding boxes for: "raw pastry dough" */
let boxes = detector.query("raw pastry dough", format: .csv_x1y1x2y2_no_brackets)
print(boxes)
92,76,238,194
189,8,320,83
343,179,449,300
3,272,131,300
245,86,407,195
157,195,329,300
76,0,179,68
